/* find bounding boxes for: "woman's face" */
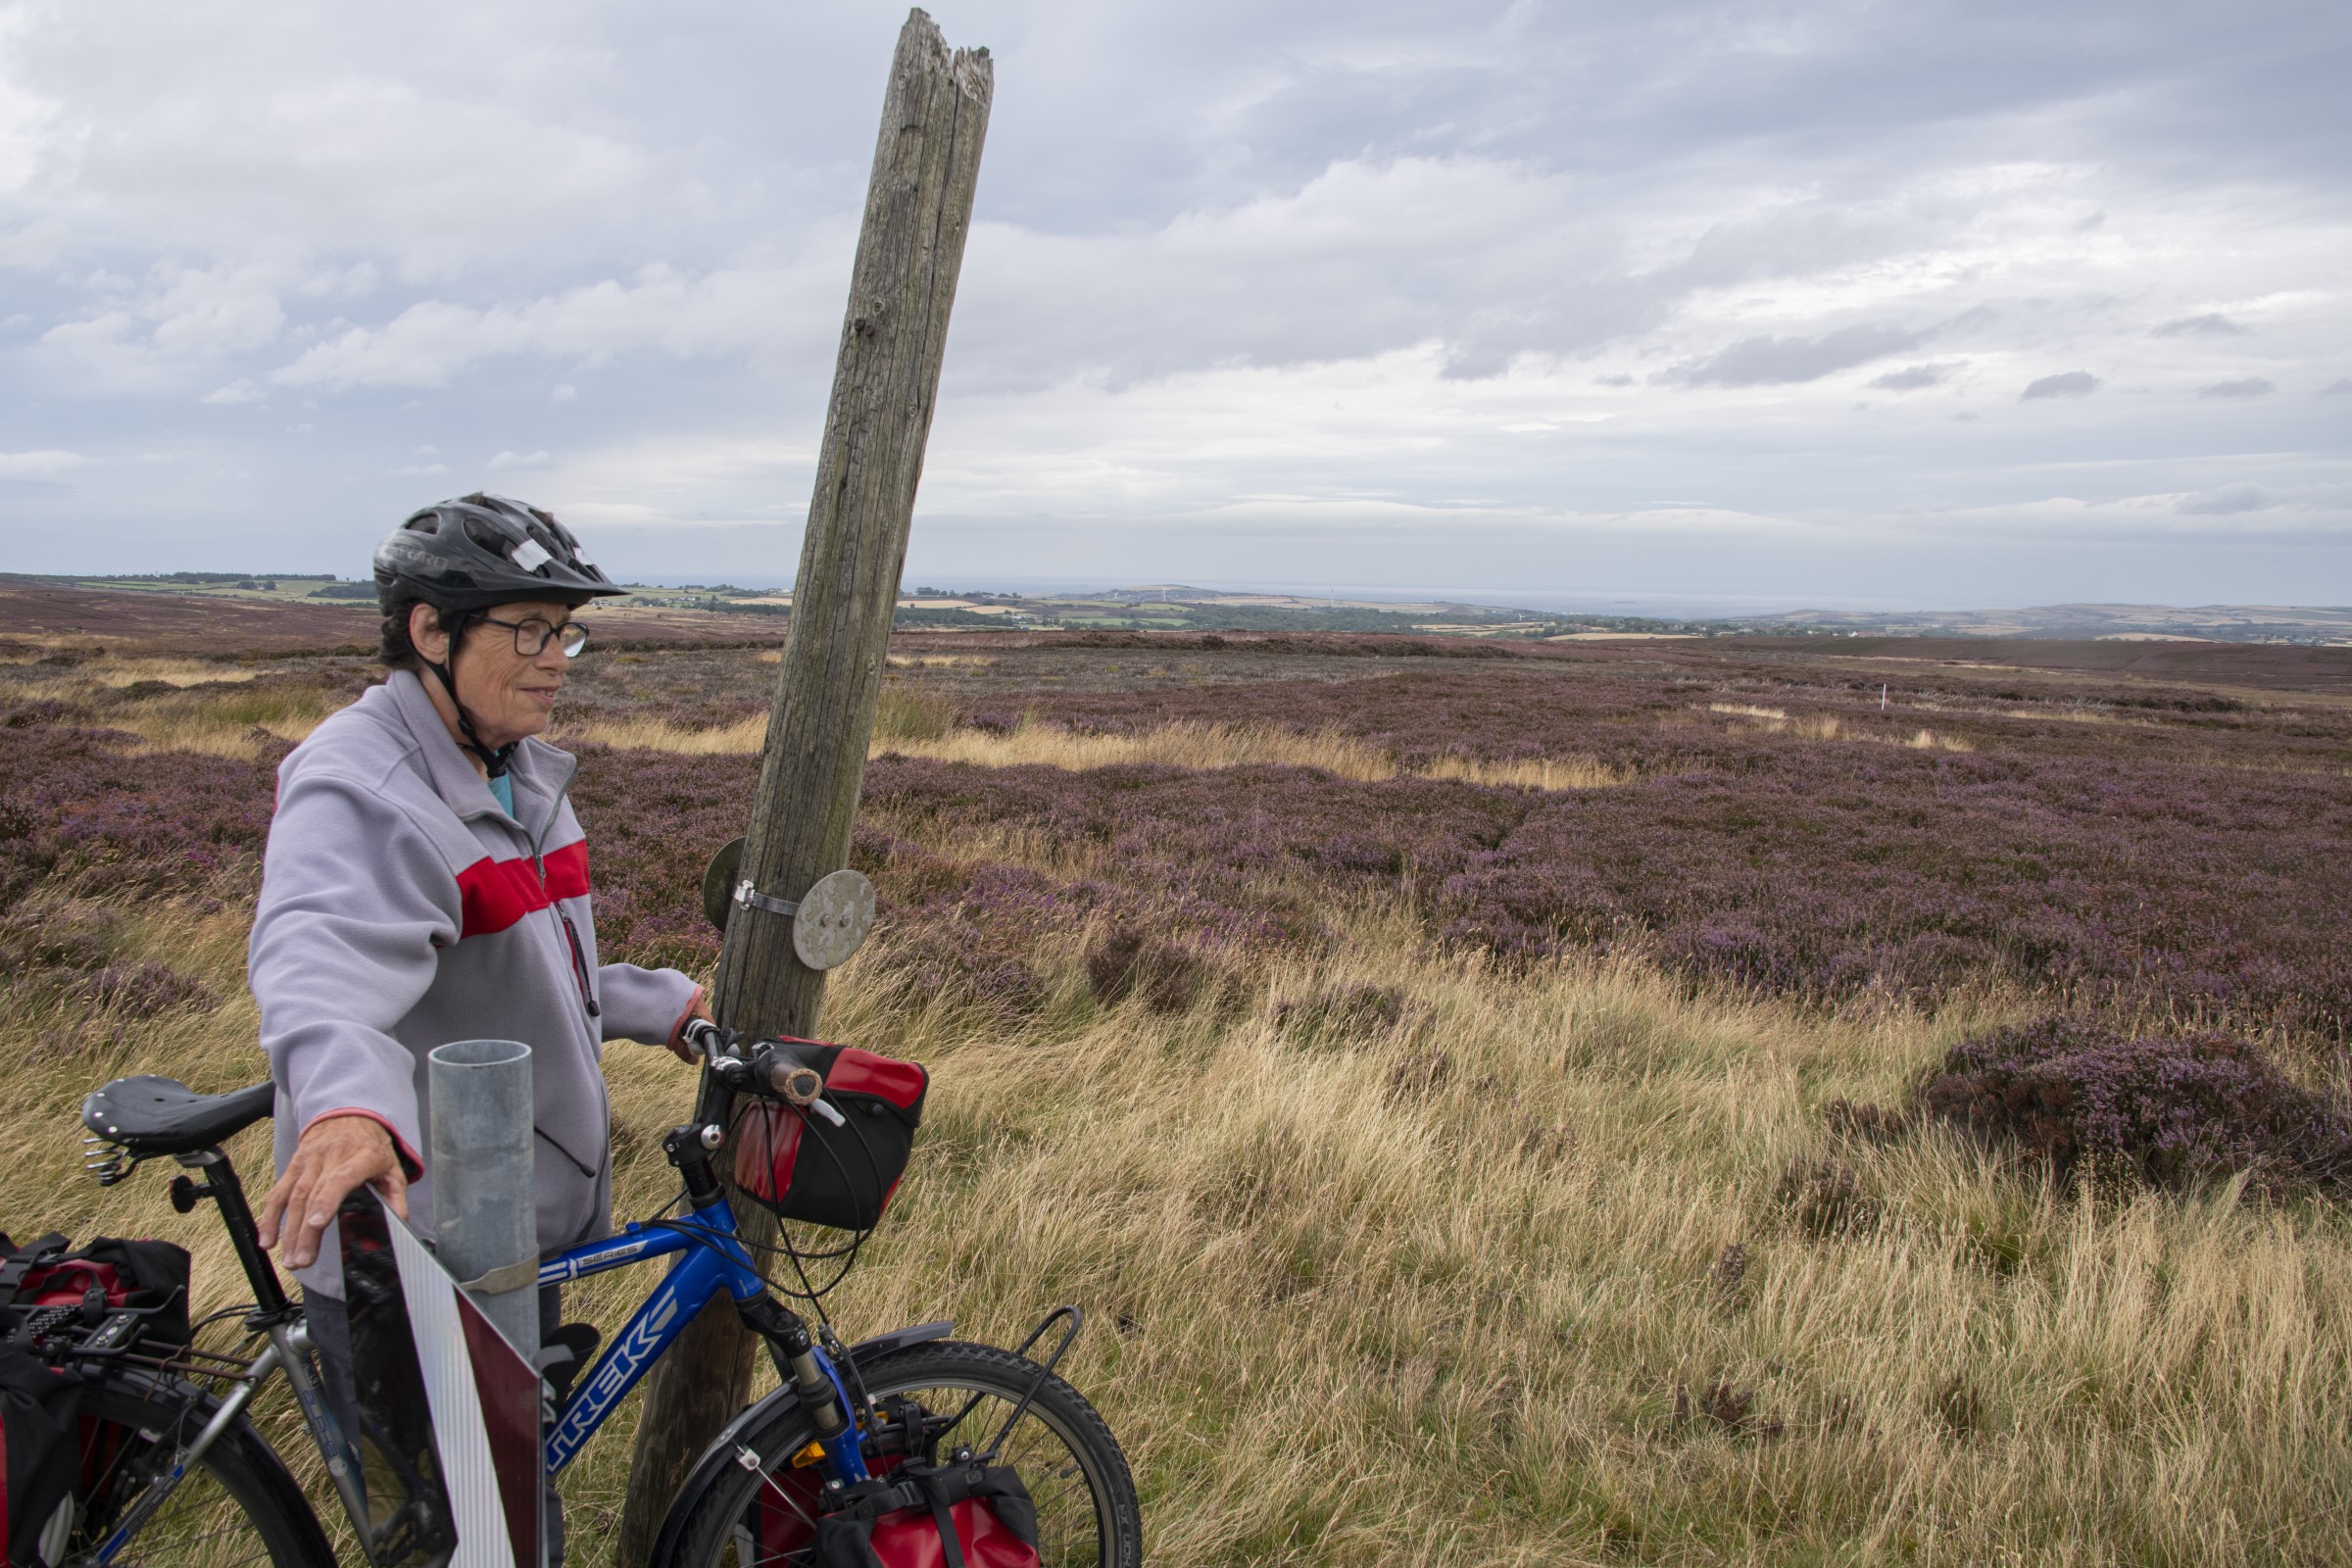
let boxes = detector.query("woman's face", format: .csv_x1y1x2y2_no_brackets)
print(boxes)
409,598,578,750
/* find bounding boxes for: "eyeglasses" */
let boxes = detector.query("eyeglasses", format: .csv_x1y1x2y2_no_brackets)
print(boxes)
477,614,590,659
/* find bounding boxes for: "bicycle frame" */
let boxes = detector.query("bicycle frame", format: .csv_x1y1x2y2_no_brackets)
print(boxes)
537,1207,769,1475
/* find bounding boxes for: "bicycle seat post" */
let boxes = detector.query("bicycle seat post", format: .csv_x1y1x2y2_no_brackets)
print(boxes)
175,1147,295,1326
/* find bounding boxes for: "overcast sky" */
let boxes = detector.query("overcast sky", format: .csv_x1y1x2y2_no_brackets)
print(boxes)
2,0,2346,611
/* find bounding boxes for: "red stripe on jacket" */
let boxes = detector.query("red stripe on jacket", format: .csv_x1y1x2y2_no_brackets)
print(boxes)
456,841,591,938
542,841,589,902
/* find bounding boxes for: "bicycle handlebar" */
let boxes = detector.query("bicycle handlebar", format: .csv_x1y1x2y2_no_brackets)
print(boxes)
683,1021,833,1114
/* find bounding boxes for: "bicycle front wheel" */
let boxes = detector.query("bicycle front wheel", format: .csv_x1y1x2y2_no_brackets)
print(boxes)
662,1340,1141,1568
65,1375,333,1568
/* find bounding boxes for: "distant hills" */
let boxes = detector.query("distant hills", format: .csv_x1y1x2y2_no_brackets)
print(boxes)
6,573,2349,645
1732,602,2352,644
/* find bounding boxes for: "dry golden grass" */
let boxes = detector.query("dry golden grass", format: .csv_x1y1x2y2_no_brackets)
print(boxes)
558,712,773,755
886,654,1000,669
10,658,1630,788
1413,752,1635,790
760,651,1001,666
1708,704,1976,755
9,893,2350,1565
554,710,1635,791
88,661,265,688
0,658,334,759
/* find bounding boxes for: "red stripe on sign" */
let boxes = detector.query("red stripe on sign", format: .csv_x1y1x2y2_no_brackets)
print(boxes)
456,1289,542,1568
457,856,548,938
542,840,590,903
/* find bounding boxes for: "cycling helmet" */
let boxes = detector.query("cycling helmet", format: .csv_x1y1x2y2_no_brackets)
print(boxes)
372,493,622,777
373,493,623,614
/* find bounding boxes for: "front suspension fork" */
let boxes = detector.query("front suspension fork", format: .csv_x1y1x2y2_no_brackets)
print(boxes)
738,1295,868,1485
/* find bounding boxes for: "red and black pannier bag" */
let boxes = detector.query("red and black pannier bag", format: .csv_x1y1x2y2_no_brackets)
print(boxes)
810,1460,1041,1568
0,1233,191,1353
0,1349,81,1568
732,1042,928,1231
0,1232,190,1568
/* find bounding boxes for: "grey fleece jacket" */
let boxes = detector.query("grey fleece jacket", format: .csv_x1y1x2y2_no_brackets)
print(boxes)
250,669,701,1297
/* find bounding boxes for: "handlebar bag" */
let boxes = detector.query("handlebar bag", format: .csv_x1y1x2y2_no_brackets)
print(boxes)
810,1460,1041,1568
0,1234,191,1352
731,1042,928,1231
0,1348,83,1568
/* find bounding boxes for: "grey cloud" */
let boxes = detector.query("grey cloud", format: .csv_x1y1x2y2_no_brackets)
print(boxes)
2322,378,2352,395
2197,377,2274,398
2021,370,2103,400
2176,484,2274,515
2154,314,2249,337
1662,325,1923,388
1869,362,1962,391
4,0,2351,609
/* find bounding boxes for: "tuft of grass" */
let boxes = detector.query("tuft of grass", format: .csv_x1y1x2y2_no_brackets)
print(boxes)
558,710,1636,791
557,712,770,754
1707,703,1973,753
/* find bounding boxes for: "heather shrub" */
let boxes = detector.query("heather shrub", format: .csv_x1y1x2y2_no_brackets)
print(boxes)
75,961,218,1018
1914,1015,2352,1196
1777,1156,1876,1236
868,925,1049,1019
0,721,274,906
0,899,122,979
1271,982,1415,1041
1822,1097,1912,1148
1085,924,1217,1012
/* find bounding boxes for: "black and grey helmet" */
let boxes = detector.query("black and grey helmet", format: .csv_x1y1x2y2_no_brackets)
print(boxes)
373,493,623,615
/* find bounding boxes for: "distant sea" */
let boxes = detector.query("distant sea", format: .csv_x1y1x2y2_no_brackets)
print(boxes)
632,573,1985,619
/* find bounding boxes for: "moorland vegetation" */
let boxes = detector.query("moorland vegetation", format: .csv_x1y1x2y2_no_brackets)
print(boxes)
4,616,2351,1564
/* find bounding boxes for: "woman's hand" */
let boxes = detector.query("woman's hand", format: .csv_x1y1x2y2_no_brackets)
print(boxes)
258,1114,410,1269
666,988,715,1063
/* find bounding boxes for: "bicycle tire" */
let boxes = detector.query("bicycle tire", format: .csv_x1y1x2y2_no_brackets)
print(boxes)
659,1340,1142,1568
64,1375,334,1568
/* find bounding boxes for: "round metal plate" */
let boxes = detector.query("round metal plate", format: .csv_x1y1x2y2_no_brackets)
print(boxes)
793,868,876,970
701,838,746,933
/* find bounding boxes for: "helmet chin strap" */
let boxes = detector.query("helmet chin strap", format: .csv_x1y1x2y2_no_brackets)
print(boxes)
422,611,518,779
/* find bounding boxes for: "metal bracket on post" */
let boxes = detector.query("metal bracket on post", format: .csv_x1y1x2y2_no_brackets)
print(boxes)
732,881,800,919
703,838,877,970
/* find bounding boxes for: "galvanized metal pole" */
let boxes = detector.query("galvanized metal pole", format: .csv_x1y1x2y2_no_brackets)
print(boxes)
427,1038,540,1363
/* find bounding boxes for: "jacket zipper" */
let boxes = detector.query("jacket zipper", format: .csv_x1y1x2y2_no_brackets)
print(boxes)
522,751,599,1020
560,909,601,1019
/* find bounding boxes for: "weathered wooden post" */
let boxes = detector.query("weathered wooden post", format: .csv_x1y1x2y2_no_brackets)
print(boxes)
613,13,991,1564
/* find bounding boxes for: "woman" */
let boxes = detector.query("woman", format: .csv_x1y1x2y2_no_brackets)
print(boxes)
248,496,707,1553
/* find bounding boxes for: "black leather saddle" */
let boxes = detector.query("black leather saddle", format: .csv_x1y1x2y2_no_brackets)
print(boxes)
82,1076,276,1155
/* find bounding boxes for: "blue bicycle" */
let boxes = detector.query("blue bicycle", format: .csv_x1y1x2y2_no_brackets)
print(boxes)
46,1025,1141,1568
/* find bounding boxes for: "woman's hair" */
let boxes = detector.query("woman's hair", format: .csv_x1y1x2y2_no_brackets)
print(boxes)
379,599,457,669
